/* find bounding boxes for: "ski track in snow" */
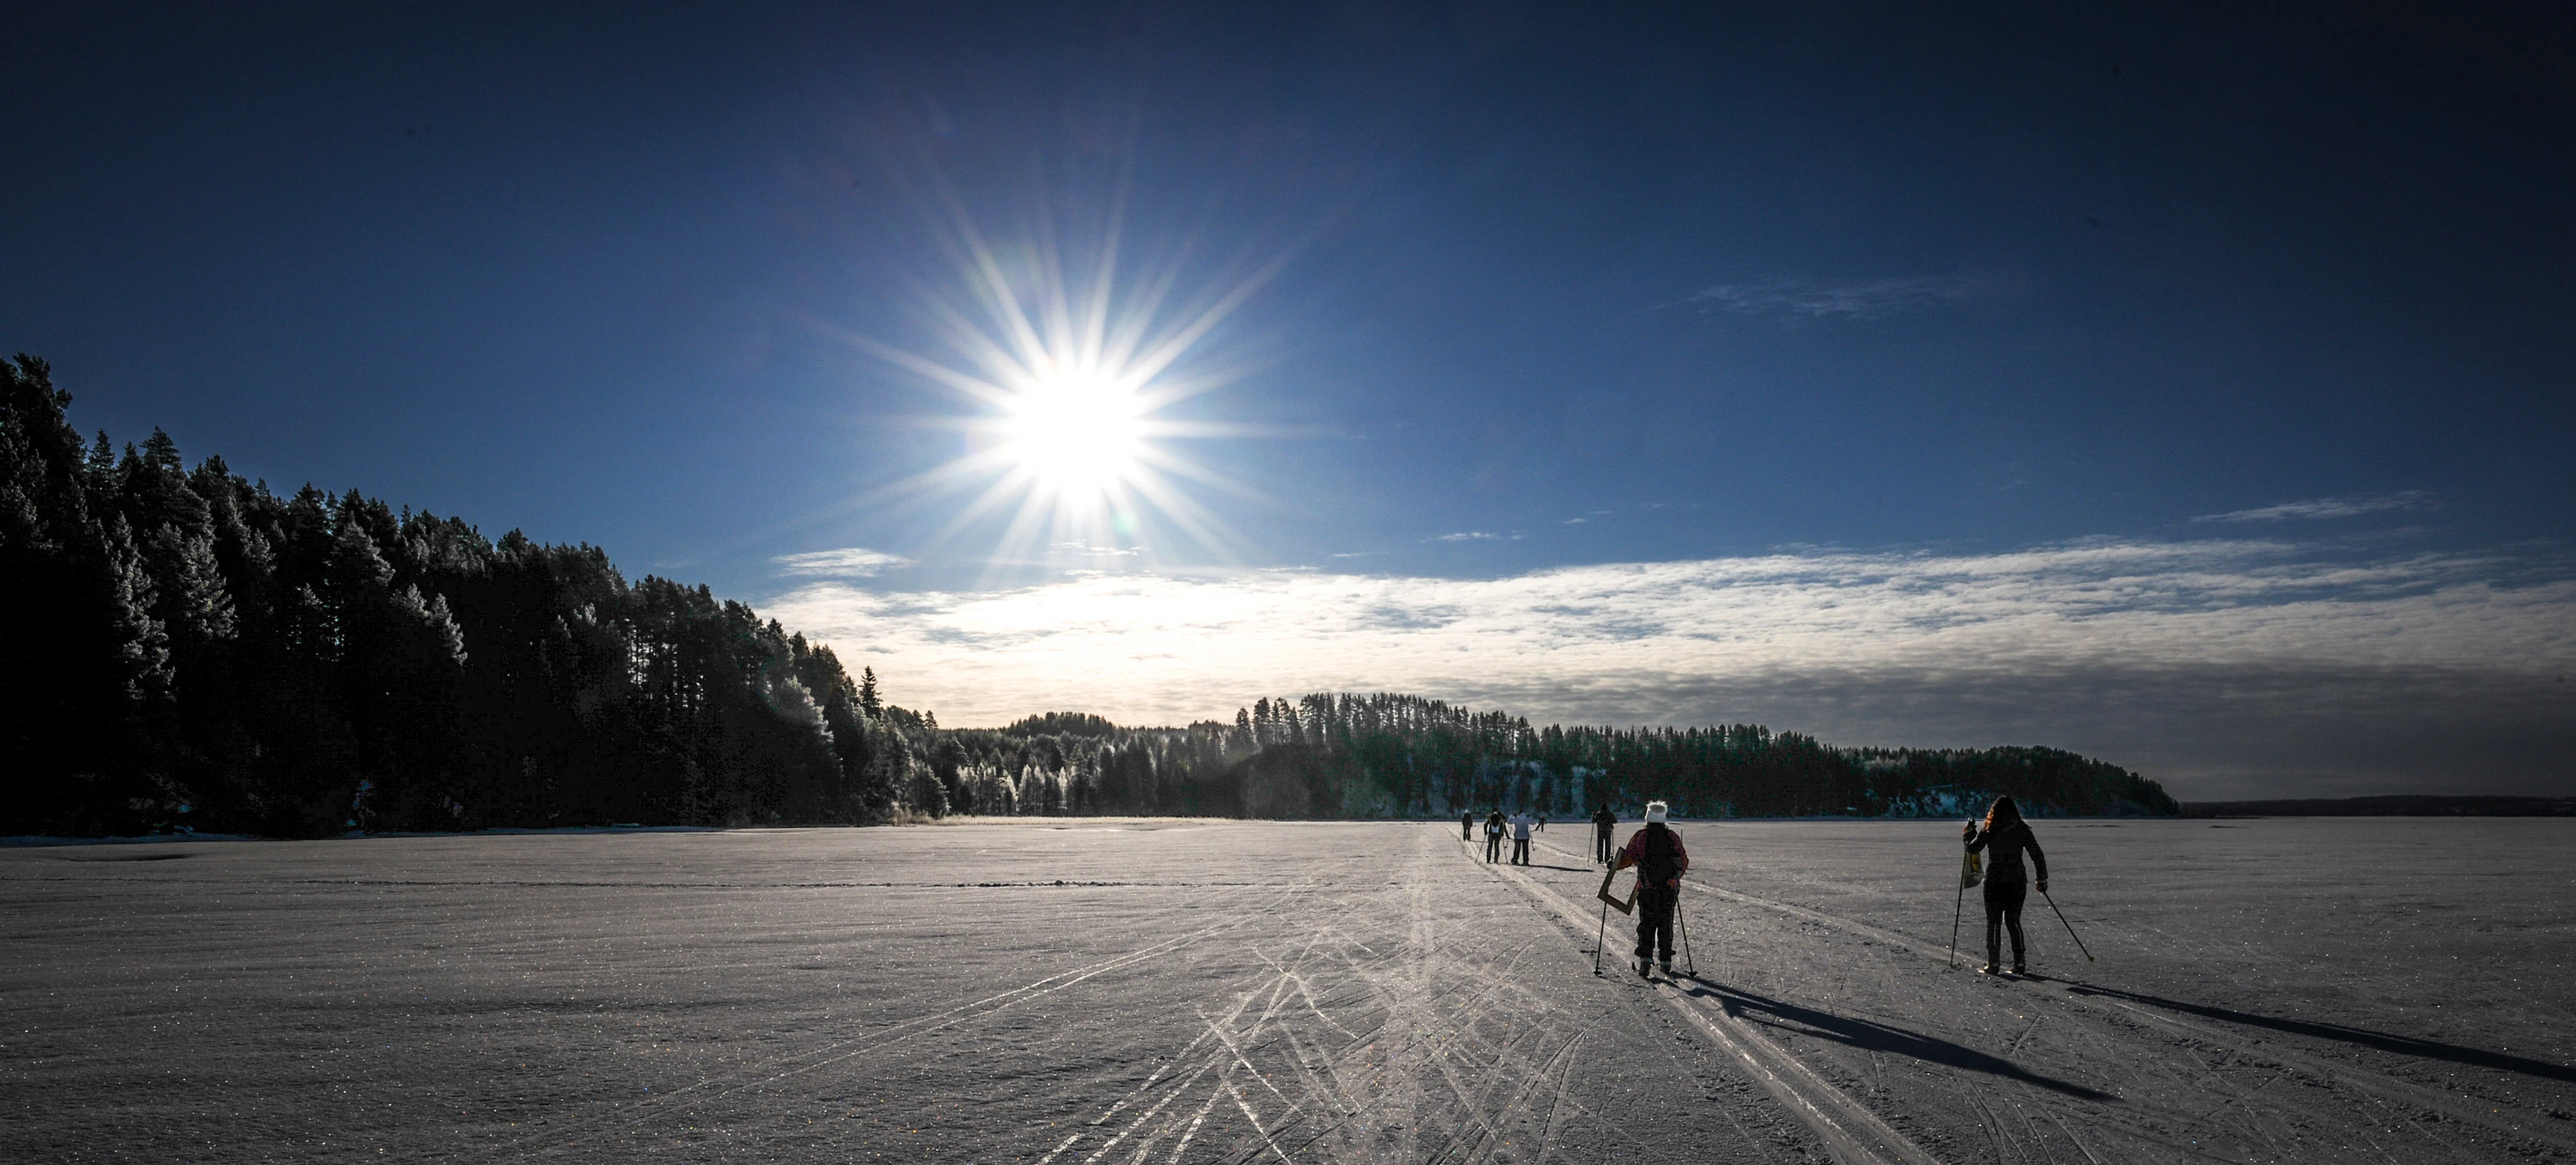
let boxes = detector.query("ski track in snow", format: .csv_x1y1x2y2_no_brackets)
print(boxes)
1518,831,2576,1162
5,819,2574,1163
504,877,1310,1158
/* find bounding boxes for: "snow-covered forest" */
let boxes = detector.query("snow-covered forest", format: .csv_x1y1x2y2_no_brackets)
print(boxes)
2,355,2174,837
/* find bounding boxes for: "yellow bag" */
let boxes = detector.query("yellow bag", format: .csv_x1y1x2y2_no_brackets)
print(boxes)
1962,849,1983,889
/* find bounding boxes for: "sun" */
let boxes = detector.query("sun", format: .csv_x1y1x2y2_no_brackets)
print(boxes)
1000,365,1147,500
839,192,1293,574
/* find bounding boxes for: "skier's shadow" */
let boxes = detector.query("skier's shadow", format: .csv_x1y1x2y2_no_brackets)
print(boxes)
1674,979,2116,1101
2060,983,2576,1085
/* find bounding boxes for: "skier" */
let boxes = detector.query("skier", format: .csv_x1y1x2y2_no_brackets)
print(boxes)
1509,810,1534,865
1461,809,1474,840
1613,801,1689,977
1591,803,1617,864
1536,814,1546,833
1963,795,2049,975
1485,808,1507,863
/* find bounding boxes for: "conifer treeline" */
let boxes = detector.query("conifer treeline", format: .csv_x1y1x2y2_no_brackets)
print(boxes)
1,356,913,836
932,694,2177,820
3,355,2175,836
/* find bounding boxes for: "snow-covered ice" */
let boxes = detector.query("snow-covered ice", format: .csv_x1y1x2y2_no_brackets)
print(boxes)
5,818,2572,1162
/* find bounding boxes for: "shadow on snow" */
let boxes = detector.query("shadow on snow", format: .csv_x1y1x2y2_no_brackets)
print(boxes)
2062,983,2576,1085
1680,980,2119,1101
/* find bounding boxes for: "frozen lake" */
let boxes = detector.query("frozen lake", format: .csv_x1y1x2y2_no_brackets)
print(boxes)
6,818,2573,1163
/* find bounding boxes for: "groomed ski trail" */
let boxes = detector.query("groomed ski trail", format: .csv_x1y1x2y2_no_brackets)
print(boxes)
1461,835,1939,1165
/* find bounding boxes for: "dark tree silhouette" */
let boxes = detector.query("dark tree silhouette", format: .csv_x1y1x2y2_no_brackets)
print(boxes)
939,694,2176,821
0,356,920,837
2,355,2173,836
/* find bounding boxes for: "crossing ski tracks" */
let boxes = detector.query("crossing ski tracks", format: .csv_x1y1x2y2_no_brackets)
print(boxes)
1463,833,1939,1165
1522,826,2576,1163
9,817,2575,1163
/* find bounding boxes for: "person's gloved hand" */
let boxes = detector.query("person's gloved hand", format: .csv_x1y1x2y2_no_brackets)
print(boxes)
2037,879,2049,894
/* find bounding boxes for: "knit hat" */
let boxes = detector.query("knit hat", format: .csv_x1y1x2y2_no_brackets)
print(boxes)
1644,801,1669,824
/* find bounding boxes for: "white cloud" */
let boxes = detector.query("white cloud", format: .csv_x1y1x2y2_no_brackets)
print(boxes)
2191,492,2436,523
1690,276,1978,320
771,547,914,577
1436,531,1505,542
763,540,2576,798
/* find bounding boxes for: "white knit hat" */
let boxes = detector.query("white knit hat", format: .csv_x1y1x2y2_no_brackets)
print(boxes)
1644,801,1669,824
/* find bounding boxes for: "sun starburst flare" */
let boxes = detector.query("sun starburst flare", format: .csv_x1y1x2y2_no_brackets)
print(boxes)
831,191,1291,579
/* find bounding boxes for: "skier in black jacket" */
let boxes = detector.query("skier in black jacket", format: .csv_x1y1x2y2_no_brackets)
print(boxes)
1591,804,1617,864
1963,795,2048,975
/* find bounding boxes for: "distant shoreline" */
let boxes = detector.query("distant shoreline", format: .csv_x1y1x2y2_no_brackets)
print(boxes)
17,802,2576,846
2182,795,2576,818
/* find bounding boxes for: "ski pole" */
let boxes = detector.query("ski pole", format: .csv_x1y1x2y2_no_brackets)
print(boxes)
1948,852,1970,969
1676,886,1697,979
2041,889,2094,962
1593,896,1609,975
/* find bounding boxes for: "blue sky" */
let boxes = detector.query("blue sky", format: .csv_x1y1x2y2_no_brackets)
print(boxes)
6,3,2571,797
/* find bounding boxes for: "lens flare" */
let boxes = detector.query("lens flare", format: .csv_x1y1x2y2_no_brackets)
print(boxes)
831,194,1291,579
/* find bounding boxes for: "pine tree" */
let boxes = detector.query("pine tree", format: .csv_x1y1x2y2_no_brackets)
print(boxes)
147,523,237,646
99,514,174,703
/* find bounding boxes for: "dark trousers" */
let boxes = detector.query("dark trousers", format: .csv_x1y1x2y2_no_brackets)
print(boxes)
1462,820,1471,839
1595,829,1613,863
1635,886,1678,962
1984,879,2029,966
1485,833,1502,862
1511,837,1529,864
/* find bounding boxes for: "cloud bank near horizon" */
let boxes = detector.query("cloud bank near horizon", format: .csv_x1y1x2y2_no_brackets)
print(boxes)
762,541,2576,801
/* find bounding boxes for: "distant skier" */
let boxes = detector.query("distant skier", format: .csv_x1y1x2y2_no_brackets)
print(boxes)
1613,801,1690,977
1462,809,1474,840
1485,809,1506,863
1536,813,1546,833
1963,795,2049,975
1509,810,1534,865
1591,803,1617,864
